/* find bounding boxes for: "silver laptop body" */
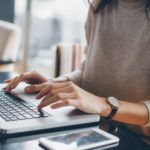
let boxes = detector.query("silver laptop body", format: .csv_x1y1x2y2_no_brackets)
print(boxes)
0,83,99,136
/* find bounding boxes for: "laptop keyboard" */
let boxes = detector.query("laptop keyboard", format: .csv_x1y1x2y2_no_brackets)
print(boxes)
0,91,50,122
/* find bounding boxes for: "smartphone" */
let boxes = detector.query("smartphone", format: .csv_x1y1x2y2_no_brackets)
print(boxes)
39,128,119,150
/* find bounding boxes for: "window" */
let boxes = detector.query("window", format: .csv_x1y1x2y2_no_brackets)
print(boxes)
15,0,88,77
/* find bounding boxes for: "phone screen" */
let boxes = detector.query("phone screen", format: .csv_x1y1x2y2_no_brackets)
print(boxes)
45,130,110,149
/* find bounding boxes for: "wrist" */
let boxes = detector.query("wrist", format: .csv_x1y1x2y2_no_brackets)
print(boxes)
98,98,112,117
103,97,120,119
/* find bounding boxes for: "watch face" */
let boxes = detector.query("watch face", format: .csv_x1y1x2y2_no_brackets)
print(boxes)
108,97,119,107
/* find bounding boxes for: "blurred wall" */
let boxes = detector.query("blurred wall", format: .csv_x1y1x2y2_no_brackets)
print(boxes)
0,0,14,22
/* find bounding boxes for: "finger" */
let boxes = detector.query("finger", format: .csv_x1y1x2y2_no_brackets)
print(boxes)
5,73,33,92
36,85,52,99
38,93,55,108
8,77,21,89
3,79,13,91
36,85,73,99
51,86,74,94
36,82,68,99
5,76,23,91
36,81,74,99
38,92,76,108
49,81,73,89
4,79,13,83
24,83,46,93
5,76,22,91
4,77,19,92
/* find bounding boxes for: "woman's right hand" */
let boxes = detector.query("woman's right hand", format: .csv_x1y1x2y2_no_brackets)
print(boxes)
4,71,48,93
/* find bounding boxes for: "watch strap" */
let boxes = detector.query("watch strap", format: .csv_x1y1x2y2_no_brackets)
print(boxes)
104,107,118,120
104,97,119,120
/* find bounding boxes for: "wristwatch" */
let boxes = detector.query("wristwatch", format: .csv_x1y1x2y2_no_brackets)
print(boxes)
104,97,120,120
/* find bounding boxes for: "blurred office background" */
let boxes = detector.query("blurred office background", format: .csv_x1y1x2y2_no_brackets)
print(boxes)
0,0,88,77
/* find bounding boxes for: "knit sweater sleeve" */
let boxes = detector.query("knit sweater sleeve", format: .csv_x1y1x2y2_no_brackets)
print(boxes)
56,8,93,86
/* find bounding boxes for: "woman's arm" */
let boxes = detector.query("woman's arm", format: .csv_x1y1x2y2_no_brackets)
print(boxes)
110,100,149,126
36,81,150,127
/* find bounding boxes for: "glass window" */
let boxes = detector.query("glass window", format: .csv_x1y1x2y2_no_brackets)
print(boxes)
15,0,88,77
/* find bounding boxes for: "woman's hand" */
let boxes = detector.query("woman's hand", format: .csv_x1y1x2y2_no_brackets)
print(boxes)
4,71,48,93
36,81,111,117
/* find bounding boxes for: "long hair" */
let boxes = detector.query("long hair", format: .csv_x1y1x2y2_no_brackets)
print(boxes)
88,0,150,20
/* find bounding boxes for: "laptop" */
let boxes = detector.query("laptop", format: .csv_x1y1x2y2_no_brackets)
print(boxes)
0,83,99,137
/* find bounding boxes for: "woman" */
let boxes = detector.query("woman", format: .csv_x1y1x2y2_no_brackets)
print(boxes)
5,0,150,149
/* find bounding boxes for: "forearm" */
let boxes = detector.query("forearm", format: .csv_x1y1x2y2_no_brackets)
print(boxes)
104,100,149,126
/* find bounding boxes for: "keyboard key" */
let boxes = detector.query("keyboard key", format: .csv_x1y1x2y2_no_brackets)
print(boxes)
3,118,11,121
6,107,13,111
31,114,41,118
10,116,18,121
7,114,15,118
0,109,7,113
23,114,33,119
1,116,11,121
3,112,11,115
17,109,24,112
28,111,37,115
10,110,17,113
12,112,21,116
19,111,27,115
16,115,26,120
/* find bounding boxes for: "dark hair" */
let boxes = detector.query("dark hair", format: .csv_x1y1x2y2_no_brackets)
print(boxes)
88,0,150,20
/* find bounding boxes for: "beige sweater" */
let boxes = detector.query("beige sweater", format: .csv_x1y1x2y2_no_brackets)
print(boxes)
64,0,150,139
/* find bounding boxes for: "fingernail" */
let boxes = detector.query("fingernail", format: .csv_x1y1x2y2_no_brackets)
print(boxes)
36,95,40,99
5,89,10,93
38,104,42,109
38,105,41,109
4,87,9,91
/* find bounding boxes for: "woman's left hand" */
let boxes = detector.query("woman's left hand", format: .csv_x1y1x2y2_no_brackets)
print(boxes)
36,81,111,117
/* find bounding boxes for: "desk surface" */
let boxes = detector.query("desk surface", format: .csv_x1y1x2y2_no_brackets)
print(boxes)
0,140,43,150
0,142,114,150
